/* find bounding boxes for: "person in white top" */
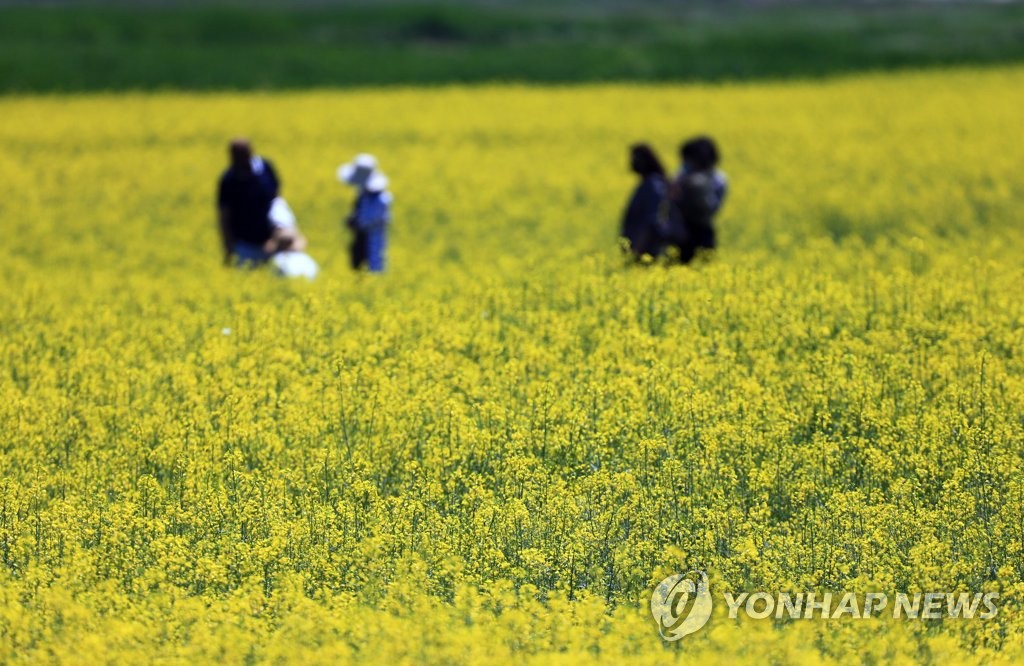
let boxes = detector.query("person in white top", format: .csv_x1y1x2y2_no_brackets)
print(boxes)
266,225,319,280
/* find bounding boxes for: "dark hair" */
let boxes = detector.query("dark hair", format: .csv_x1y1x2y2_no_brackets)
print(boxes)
680,136,720,171
229,138,252,169
630,143,666,177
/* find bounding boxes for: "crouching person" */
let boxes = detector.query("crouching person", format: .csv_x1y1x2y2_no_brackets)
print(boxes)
267,226,319,280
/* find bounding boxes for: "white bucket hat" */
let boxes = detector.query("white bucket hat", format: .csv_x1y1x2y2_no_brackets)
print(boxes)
337,153,388,191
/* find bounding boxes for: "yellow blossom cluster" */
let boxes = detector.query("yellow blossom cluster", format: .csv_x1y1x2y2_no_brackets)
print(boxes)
0,66,1022,663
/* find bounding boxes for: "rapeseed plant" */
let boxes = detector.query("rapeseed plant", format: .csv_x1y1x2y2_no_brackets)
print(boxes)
0,66,1022,662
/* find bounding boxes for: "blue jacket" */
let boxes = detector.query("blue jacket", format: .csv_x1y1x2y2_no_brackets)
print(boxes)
353,189,392,230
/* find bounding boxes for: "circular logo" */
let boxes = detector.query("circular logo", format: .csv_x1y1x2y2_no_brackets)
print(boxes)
650,570,713,641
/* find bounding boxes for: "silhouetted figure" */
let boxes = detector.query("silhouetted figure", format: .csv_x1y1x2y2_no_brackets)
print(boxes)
621,143,669,259
666,136,728,264
338,153,392,273
217,139,282,265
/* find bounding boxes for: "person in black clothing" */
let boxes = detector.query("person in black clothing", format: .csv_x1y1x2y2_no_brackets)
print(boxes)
217,138,281,266
665,136,728,264
621,143,669,260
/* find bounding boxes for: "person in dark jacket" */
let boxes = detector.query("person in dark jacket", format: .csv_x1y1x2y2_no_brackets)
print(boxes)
621,143,669,260
216,138,281,265
666,136,728,264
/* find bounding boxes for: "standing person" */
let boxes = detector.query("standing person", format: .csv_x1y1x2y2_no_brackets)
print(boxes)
621,143,669,260
667,136,728,264
337,153,392,273
217,138,283,266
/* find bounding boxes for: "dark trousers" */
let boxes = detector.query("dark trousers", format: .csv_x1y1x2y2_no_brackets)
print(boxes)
350,230,368,270
672,225,716,264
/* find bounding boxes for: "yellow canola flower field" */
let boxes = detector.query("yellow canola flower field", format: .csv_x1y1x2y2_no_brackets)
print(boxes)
1,66,1023,664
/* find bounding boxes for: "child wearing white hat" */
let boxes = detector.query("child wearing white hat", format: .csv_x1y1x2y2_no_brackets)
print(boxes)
337,153,392,273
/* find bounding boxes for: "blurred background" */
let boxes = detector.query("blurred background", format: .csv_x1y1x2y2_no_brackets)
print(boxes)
1,0,1023,92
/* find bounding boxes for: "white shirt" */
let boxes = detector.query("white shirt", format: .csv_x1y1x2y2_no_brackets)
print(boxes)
272,251,319,279
268,196,297,229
